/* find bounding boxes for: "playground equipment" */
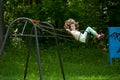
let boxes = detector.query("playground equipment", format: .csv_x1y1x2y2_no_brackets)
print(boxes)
0,17,71,80
108,27,120,65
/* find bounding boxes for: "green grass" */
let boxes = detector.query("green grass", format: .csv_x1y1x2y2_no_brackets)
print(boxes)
0,42,120,80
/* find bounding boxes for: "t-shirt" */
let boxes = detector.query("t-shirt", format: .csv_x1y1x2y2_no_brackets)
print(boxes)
71,30,86,43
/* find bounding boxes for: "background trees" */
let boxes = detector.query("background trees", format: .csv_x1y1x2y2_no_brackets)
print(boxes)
3,0,120,28
0,0,120,47
3,0,107,28
99,0,120,26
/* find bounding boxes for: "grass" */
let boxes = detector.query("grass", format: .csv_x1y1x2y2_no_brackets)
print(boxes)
0,42,120,80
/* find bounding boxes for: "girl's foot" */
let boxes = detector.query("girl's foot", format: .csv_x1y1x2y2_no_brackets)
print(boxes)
97,33,104,39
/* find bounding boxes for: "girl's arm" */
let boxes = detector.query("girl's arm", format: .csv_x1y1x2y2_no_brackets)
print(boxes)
66,29,74,36
66,29,71,33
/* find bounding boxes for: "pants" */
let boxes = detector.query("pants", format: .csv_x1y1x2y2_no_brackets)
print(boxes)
82,27,98,42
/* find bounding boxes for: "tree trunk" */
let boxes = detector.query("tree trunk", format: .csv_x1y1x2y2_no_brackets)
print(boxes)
0,0,4,48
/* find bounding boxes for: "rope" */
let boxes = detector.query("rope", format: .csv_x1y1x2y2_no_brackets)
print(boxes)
37,22,75,42
37,25,71,38
10,34,74,42
36,25,74,42
39,22,66,32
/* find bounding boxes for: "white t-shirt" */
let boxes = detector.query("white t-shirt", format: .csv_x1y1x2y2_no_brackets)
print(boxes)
71,30,86,43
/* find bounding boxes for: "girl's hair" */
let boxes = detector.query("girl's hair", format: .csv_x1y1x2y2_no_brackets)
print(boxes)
64,18,79,30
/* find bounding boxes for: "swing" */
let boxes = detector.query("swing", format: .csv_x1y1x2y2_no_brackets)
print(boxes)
0,17,70,80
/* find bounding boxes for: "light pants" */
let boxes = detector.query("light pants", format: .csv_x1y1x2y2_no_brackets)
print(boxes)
83,27,98,42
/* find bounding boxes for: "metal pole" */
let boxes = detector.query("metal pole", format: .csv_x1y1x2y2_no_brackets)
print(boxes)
40,22,65,80
0,17,43,80
21,21,28,35
53,27,66,80
24,28,33,80
34,24,43,80
0,20,12,57
24,40,31,80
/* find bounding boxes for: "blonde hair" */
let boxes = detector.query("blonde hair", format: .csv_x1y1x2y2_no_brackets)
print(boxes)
64,18,79,30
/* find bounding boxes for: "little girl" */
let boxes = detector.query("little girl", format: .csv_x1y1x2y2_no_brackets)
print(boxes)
64,18,104,43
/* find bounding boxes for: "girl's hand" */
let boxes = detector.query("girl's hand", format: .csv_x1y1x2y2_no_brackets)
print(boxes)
66,29,70,31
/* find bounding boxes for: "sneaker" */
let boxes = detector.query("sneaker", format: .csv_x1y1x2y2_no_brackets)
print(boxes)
97,33,104,39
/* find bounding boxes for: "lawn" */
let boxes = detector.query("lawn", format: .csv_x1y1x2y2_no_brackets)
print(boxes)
0,42,120,80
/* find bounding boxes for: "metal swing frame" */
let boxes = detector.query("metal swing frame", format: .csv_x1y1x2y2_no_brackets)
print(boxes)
0,17,65,80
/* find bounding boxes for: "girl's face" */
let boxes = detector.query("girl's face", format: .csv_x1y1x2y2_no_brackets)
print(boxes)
70,24,76,30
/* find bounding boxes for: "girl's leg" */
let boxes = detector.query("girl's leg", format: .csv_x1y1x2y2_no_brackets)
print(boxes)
83,27,104,41
83,26,98,39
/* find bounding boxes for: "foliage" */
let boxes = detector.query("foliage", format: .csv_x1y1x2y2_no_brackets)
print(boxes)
11,29,26,50
3,0,119,48
4,0,107,28
99,0,120,26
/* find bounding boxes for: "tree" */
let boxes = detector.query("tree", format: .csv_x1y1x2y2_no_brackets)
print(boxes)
0,0,4,48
